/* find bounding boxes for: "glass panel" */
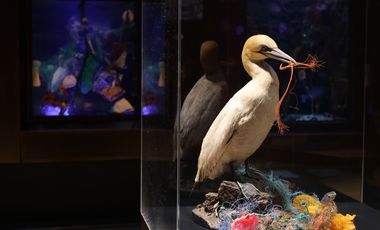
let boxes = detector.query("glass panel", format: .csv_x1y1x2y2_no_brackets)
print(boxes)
141,0,380,229
142,1,167,116
31,0,139,117
177,0,371,229
141,0,179,229
363,0,380,212
246,0,350,123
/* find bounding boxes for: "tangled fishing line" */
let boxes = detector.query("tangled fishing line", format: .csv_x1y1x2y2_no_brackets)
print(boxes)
276,55,324,134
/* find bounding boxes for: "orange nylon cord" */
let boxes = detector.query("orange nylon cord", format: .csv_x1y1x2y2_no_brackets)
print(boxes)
276,55,323,135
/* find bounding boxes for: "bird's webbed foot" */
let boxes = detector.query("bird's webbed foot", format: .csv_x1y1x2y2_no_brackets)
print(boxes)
228,162,246,182
230,162,268,194
229,162,262,181
229,163,263,198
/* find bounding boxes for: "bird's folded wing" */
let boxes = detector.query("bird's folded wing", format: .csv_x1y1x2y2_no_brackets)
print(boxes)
196,103,242,180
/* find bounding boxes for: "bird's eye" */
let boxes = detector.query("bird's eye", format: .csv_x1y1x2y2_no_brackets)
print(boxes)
261,45,272,52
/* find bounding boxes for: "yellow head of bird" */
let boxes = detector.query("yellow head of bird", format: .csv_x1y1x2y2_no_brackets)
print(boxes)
242,34,296,64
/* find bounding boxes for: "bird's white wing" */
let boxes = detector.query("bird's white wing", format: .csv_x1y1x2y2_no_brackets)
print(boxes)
195,102,242,182
195,86,263,182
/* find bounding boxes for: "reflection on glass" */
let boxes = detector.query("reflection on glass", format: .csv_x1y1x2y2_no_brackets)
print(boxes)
247,0,350,122
142,1,166,116
141,1,178,229
140,0,376,229
176,41,229,184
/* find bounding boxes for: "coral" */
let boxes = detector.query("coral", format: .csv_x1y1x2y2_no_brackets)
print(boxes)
292,194,322,216
311,192,338,229
194,178,356,230
231,214,258,230
329,214,356,230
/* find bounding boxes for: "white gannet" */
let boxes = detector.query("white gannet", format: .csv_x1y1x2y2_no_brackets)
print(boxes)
195,35,296,183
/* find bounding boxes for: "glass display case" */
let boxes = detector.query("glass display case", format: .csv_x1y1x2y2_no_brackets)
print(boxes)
141,0,380,229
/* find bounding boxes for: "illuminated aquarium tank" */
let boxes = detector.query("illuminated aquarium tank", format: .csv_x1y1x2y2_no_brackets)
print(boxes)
31,0,140,117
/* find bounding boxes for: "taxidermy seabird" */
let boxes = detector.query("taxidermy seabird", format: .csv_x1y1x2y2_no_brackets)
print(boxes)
195,35,296,183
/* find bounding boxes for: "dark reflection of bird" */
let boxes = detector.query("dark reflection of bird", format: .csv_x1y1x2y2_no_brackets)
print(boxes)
174,41,229,180
195,35,296,184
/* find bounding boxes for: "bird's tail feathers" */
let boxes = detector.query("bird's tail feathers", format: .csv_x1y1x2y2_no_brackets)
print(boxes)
190,181,201,198
195,169,202,183
191,170,202,197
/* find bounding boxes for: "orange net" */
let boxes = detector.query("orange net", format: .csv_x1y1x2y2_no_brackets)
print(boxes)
276,55,324,135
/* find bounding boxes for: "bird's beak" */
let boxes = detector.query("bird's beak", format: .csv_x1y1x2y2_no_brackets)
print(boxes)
262,48,297,64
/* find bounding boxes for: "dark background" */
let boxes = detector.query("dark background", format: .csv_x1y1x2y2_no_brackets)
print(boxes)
0,0,379,229
0,1,141,229
363,0,380,211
